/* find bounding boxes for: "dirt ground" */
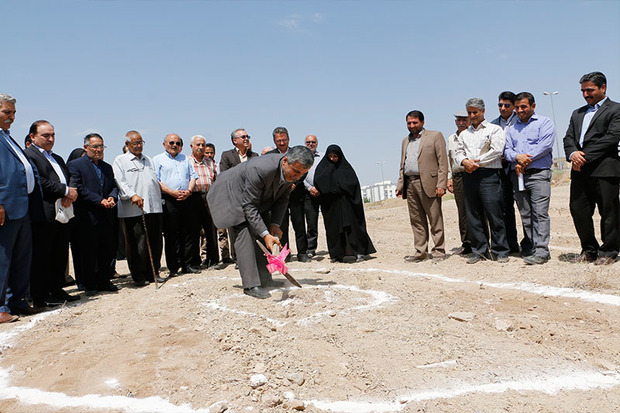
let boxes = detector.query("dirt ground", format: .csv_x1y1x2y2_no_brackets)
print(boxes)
0,178,618,413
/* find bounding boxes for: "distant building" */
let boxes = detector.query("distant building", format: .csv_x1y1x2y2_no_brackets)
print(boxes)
361,181,397,203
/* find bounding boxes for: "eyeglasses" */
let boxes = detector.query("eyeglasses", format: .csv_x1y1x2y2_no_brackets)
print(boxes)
168,141,182,146
498,103,512,108
306,140,317,144
89,144,106,150
128,140,144,147
237,135,251,140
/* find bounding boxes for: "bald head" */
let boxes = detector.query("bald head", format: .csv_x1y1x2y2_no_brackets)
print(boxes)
305,135,318,154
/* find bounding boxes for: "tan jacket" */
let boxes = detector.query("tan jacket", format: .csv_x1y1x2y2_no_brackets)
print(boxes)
397,129,448,199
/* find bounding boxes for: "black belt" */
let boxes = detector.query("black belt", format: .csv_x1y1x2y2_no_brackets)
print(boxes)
523,168,547,175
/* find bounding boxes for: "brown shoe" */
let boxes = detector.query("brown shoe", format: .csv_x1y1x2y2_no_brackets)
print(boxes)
404,254,428,263
574,253,597,263
0,312,19,324
594,256,615,266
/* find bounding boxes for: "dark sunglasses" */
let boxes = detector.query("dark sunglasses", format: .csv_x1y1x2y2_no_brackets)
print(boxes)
306,140,317,144
498,103,512,108
168,141,182,146
237,135,251,140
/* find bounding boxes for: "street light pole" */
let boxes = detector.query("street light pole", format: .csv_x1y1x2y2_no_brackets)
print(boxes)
376,161,386,201
377,161,385,183
543,91,562,169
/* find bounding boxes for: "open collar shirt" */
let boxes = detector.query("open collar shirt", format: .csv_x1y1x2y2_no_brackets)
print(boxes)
447,131,465,178
455,120,505,169
152,152,198,191
304,151,323,190
190,155,217,193
113,152,163,217
504,113,555,171
1,129,35,193
33,144,69,194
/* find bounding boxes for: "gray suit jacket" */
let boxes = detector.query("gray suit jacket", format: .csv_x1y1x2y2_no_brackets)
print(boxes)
208,154,292,235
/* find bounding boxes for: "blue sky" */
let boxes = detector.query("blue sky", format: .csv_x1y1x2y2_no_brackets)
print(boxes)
4,0,619,185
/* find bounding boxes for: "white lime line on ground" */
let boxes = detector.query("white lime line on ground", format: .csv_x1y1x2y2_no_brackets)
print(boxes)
332,268,620,306
307,370,620,412
204,284,397,327
0,309,215,412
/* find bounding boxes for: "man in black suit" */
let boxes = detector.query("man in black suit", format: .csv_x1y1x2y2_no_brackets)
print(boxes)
266,127,308,261
215,128,259,269
563,71,620,265
67,133,120,295
25,121,80,307
219,128,259,172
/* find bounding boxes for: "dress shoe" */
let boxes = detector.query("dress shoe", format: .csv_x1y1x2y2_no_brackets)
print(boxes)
307,250,316,258
467,254,488,264
182,266,201,274
573,253,597,263
222,257,235,264
97,282,119,292
11,305,43,316
0,312,19,324
454,246,472,255
212,262,228,270
298,254,311,263
404,254,428,263
495,256,510,263
33,299,56,309
524,255,549,265
52,289,80,302
135,280,150,287
594,256,615,266
244,286,271,299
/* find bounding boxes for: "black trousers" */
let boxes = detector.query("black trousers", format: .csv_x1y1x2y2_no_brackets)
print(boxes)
289,195,308,255
162,195,195,272
304,194,321,253
570,175,620,258
121,213,163,283
75,215,117,290
190,192,219,267
30,220,70,301
463,168,509,258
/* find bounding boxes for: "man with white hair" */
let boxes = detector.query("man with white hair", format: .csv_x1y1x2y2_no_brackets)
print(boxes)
455,98,510,264
189,135,219,268
113,131,164,286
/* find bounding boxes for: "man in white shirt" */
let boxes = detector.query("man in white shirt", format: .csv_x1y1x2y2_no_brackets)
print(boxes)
455,98,510,263
25,120,80,307
113,131,164,285
303,135,323,258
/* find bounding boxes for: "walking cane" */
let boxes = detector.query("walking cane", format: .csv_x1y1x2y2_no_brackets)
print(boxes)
141,207,160,289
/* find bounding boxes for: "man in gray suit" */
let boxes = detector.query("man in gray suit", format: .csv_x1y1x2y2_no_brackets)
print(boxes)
207,146,314,299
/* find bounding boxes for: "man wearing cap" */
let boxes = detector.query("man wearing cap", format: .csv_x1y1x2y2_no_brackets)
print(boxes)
446,112,472,255
396,110,449,262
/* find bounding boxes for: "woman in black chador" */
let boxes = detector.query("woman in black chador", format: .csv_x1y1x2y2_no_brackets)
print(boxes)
313,145,376,262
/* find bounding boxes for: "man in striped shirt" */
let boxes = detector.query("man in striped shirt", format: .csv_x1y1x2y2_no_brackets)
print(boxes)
189,135,219,269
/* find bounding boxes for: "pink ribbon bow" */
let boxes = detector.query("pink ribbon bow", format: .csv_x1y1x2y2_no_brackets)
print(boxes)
265,244,290,274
